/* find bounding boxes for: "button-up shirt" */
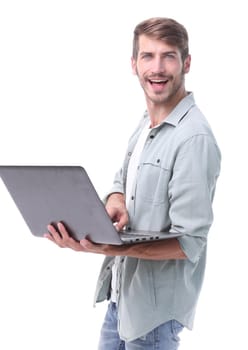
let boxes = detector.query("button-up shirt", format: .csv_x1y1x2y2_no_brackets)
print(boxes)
94,93,221,342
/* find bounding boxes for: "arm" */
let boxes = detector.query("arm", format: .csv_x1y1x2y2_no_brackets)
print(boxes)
44,221,186,260
80,235,187,260
169,135,221,262
44,193,186,260
83,192,186,259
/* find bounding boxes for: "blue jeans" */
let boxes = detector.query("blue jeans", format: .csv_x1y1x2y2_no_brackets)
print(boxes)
98,302,184,350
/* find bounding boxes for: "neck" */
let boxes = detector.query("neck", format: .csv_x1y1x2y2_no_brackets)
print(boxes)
147,88,188,128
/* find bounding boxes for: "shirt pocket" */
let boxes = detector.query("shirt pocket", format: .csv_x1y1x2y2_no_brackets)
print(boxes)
135,162,171,205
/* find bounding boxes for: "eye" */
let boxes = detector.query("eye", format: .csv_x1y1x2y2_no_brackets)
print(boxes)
164,52,177,60
140,53,153,60
166,53,176,59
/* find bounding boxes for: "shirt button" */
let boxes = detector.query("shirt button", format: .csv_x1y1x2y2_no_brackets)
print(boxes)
128,152,132,156
131,196,134,200
150,135,154,139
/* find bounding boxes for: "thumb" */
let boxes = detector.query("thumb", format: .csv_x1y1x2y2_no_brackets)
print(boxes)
115,213,129,231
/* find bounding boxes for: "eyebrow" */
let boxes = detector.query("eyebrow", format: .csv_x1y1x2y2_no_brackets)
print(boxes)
139,51,152,56
163,51,178,55
139,50,178,56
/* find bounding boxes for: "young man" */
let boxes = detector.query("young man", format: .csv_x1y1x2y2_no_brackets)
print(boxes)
45,17,221,349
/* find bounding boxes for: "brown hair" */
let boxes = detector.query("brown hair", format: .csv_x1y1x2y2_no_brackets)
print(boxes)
132,17,189,61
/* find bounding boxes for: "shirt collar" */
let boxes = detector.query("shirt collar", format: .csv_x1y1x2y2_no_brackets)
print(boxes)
144,92,195,128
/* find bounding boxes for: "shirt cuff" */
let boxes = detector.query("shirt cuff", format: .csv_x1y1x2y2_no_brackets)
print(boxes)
178,235,207,263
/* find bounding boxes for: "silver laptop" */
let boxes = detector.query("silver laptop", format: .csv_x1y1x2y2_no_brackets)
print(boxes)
0,166,183,245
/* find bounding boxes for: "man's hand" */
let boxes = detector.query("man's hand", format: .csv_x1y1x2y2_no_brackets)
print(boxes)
105,192,129,231
44,222,86,252
44,192,128,251
44,221,125,256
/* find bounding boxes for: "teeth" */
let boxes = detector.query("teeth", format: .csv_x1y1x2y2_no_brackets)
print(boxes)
150,79,167,83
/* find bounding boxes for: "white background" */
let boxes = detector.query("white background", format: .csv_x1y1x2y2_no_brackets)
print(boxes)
0,0,247,349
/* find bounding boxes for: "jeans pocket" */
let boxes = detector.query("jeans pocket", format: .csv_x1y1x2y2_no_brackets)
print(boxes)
171,320,184,341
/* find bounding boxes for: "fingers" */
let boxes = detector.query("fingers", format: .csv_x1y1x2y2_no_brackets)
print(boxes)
44,222,85,251
44,223,124,256
44,224,63,245
57,222,70,238
105,206,117,220
115,212,129,231
105,201,129,231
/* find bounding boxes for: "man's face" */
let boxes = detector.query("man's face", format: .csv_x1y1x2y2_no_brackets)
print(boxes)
132,35,191,106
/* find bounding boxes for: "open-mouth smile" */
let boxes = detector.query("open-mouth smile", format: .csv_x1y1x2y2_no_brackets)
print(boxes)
147,78,169,92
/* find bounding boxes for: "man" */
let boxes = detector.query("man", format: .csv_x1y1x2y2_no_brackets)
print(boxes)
45,17,221,349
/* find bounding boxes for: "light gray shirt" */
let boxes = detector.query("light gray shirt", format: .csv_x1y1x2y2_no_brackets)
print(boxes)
94,93,221,342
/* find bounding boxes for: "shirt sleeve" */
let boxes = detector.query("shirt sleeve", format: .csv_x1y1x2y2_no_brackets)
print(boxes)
168,134,221,263
102,167,125,203
102,115,149,203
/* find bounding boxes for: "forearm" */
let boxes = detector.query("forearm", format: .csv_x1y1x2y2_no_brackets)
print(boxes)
104,238,187,260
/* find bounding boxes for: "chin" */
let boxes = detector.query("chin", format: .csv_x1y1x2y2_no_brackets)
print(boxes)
149,93,171,104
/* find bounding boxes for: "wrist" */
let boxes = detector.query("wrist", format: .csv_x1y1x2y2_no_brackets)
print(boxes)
107,192,125,203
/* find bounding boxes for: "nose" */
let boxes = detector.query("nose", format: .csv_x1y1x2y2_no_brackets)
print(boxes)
151,57,165,74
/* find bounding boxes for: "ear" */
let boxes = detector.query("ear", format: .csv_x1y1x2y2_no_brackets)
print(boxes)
131,57,137,75
183,55,191,74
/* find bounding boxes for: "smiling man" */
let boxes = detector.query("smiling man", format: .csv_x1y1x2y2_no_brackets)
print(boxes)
132,34,190,125
45,17,221,349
